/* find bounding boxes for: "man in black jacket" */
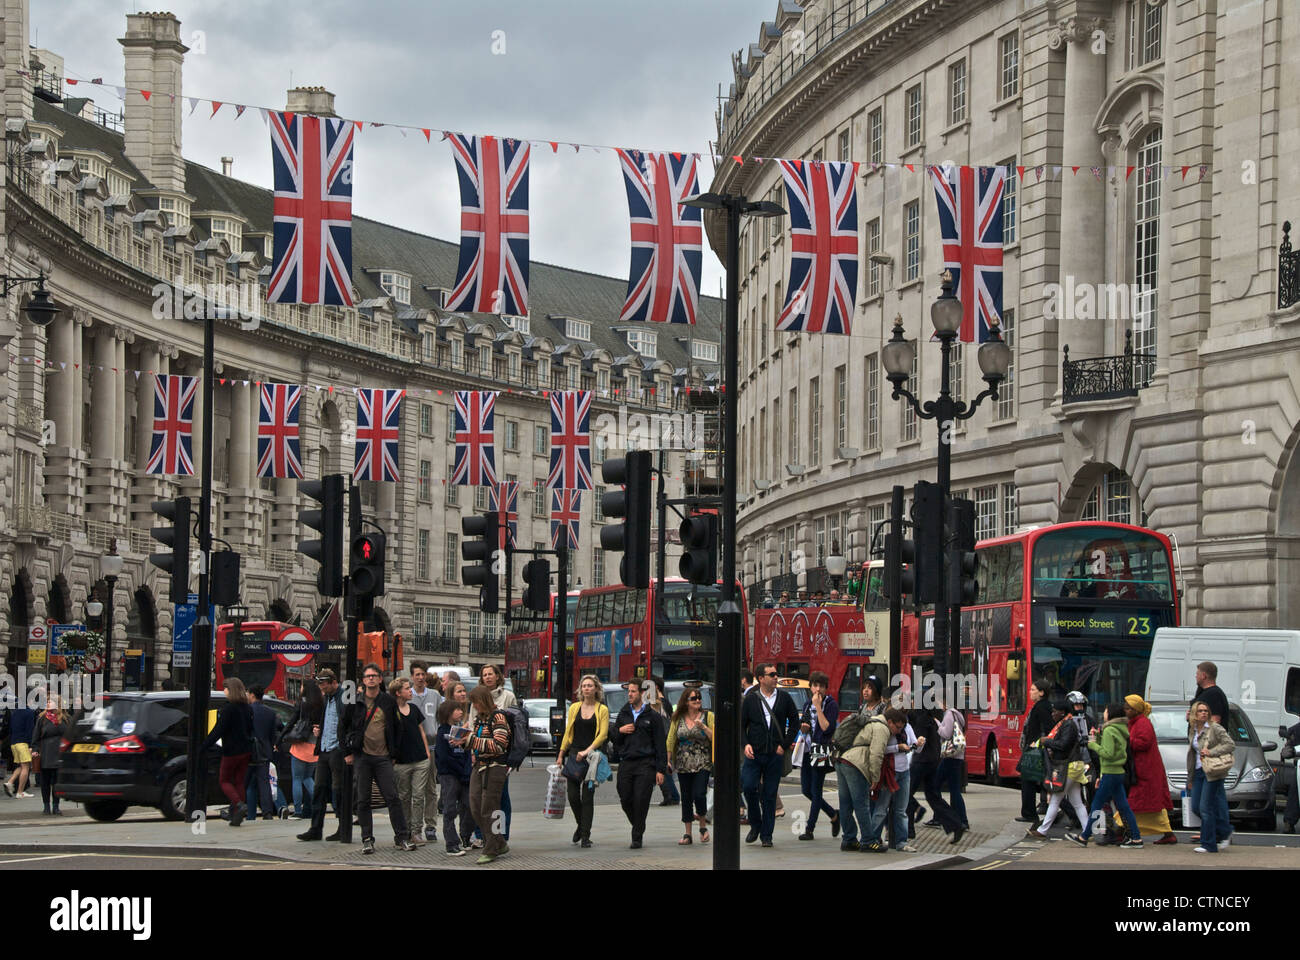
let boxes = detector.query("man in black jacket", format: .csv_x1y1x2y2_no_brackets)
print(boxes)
299,669,346,841
611,678,667,849
246,686,283,820
341,663,415,854
1018,680,1053,823
741,663,800,847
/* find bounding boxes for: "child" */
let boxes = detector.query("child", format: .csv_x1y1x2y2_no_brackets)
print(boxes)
1068,702,1142,848
434,700,474,856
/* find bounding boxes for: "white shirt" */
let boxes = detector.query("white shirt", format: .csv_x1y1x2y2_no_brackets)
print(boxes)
887,723,917,772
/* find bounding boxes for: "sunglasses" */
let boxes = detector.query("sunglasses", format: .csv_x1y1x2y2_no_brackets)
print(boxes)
764,672,778,678
687,696,701,701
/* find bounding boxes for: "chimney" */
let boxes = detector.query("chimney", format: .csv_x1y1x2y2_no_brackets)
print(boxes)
118,12,188,191
285,86,337,117
221,156,233,177
3,0,34,122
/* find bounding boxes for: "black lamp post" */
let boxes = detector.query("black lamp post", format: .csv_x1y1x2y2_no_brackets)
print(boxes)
101,539,125,688
881,271,1009,676
2,273,61,326
681,189,785,872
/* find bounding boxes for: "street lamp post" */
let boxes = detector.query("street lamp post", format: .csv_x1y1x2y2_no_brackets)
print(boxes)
881,271,1009,676
682,189,784,871
101,540,125,688
225,602,248,680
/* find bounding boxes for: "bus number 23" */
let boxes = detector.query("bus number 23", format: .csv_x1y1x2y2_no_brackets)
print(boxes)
1126,616,1152,636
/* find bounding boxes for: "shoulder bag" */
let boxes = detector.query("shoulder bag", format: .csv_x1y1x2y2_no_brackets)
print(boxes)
939,709,966,759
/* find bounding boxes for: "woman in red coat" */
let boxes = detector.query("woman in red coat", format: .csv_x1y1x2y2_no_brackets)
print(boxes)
1121,694,1176,844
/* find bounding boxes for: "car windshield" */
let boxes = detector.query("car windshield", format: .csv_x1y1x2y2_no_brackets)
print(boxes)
1150,706,1256,745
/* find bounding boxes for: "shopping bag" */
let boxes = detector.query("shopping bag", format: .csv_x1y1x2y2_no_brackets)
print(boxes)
1181,789,1200,828
543,764,566,820
790,735,807,769
1016,746,1045,785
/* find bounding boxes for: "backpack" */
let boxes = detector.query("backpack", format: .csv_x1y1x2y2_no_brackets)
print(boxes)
831,710,869,755
502,706,532,770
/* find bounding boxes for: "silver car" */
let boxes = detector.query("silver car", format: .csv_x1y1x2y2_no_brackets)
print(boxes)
520,699,567,753
1148,701,1279,831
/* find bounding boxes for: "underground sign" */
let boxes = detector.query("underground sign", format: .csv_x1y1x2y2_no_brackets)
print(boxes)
268,626,323,667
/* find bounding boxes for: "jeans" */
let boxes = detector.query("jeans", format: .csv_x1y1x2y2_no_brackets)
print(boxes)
678,770,709,822
661,770,681,803
354,753,408,842
741,752,783,842
1082,773,1139,840
291,756,316,819
800,761,837,832
246,762,277,817
394,758,429,842
423,755,439,833
439,774,473,848
866,776,895,845
469,764,509,857
617,758,657,841
1199,775,1229,851
310,749,344,834
914,757,962,834
835,763,874,843
939,757,968,825
1190,768,1231,845
218,753,250,808
888,768,911,848
567,778,596,840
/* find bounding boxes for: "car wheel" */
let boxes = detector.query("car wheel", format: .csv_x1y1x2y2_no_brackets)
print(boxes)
985,738,1002,787
160,772,187,821
84,800,128,823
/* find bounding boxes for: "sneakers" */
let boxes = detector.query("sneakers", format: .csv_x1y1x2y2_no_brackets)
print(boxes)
476,854,496,864
760,839,774,848
446,845,466,857
924,818,942,828
1120,838,1144,849
1065,832,1088,847
1220,838,1231,848
2,783,13,798
361,838,376,855
18,792,34,799
860,840,885,852
410,835,427,847
580,839,592,848
424,827,438,843
629,839,643,849
470,837,484,849
1194,846,1213,853
896,843,920,853
395,838,417,851
840,839,861,852
798,831,815,841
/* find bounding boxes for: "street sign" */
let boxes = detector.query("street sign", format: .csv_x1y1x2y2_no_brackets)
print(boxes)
270,626,321,667
172,593,215,669
27,624,48,668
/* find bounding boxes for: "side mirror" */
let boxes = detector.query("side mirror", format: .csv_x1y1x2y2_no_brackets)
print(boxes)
1260,741,1278,753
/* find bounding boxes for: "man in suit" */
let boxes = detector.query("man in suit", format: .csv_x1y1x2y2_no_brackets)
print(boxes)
741,663,801,847
298,669,347,841
611,678,668,849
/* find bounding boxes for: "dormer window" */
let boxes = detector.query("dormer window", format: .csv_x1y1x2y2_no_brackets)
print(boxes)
158,196,190,229
451,338,463,366
380,271,411,304
209,216,241,248
504,315,530,335
107,171,130,197
564,318,591,342
627,329,657,358
692,341,720,363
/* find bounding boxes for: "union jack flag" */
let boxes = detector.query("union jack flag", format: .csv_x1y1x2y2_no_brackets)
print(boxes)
267,112,356,306
256,382,303,479
777,160,860,335
616,149,703,325
354,388,403,483
551,489,581,550
928,165,1006,342
146,374,197,475
452,390,498,487
489,481,519,551
445,136,529,316
547,390,592,490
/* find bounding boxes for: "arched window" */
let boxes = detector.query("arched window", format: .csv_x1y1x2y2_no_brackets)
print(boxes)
1133,127,1161,388
1078,468,1147,526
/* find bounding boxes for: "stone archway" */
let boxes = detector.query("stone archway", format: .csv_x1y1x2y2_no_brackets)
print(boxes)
126,586,159,690
48,574,71,625
267,597,294,623
1060,463,1145,526
7,569,35,666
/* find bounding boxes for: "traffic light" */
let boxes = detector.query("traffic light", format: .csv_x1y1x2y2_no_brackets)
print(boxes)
149,497,191,605
351,530,387,598
600,450,652,588
210,551,241,606
912,480,944,604
884,488,907,600
461,513,499,613
678,511,719,585
948,497,978,608
298,475,345,597
521,559,551,613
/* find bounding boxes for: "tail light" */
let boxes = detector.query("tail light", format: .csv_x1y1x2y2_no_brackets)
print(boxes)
103,735,146,754
59,738,70,753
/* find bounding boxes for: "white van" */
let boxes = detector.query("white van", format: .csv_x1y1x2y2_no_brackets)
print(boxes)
1146,627,1300,768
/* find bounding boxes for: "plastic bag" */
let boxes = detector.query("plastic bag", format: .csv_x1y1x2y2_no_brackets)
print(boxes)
1181,789,1200,828
543,764,566,820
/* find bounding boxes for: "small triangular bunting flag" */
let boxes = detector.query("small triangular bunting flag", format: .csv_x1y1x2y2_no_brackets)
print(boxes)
140,89,151,101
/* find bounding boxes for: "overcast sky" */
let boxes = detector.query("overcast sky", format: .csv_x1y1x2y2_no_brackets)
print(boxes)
32,0,764,296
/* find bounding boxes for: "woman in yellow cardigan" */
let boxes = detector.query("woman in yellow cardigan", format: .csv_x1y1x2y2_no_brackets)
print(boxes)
667,682,714,844
555,675,609,849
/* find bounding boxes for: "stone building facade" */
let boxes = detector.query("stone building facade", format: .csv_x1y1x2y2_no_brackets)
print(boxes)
708,0,1300,626
0,7,722,686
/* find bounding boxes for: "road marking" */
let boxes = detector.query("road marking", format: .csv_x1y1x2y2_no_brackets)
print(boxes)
0,852,278,865
971,858,1010,871
0,853,83,864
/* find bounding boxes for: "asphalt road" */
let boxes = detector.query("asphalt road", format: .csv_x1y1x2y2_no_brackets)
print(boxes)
0,851,366,870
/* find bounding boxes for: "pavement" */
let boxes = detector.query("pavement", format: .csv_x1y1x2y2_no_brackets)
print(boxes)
0,764,1020,870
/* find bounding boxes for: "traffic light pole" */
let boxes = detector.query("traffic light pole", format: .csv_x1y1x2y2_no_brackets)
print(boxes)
555,540,568,713
889,485,904,675
339,479,362,845
185,313,214,823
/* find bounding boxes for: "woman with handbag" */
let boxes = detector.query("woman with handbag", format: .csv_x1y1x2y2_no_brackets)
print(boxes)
1029,699,1089,840
936,698,969,831
555,675,609,849
201,677,254,827
796,670,839,841
1188,700,1235,853
283,681,323,820
667,681,713,844
1068,702,1141,848
33,695,68,815
1121,694,1176,845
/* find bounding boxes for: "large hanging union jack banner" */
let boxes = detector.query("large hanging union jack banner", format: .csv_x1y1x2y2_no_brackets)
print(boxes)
547,390,592,490
928,164,1006,342
354,388,403,482
147,374,197,475
452,390,498,486
777,160,860,335
551,489,581,550
267,112,356,306
256,382,303,479
446,135,530,315
490,480,519,551
617,149,703,325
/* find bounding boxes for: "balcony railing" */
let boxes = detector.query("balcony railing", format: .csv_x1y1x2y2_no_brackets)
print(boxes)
1280,220,1299,310
468,636,505,657
1062,331,1155,405
411,633,458,655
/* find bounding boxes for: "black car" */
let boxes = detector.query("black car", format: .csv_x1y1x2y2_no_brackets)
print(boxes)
57,691,294,822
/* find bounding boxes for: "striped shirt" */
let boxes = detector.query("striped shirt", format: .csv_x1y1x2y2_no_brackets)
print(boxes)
470,710,510,766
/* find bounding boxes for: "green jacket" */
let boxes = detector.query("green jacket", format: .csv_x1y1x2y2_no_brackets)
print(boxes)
1088,717,1130,775
841,714,892,785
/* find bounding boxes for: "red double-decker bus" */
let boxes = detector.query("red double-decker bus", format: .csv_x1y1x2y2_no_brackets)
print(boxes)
505,591,579,700
899,521,1179,783
571,578,748,686
750,560,892,717
215,621,313,701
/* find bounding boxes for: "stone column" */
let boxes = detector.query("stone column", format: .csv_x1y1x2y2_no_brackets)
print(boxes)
1048,11,1111,361
85,324,120,521
42,312,81,513
114,332,128,461
225,376,260,549
130,341,168,533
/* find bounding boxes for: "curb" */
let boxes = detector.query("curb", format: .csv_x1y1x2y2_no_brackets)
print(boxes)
0,842,286,862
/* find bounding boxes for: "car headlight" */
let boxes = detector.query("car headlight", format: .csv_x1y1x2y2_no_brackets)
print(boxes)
1239,765,1272,783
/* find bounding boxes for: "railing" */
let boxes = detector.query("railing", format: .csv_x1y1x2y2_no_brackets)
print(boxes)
1062,330,1154,404
411,633,458,655
263,549,302,574
1281,221,1299,310
468,636,505,657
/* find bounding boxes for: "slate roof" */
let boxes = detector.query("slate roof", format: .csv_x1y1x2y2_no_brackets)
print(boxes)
32,97,723,375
